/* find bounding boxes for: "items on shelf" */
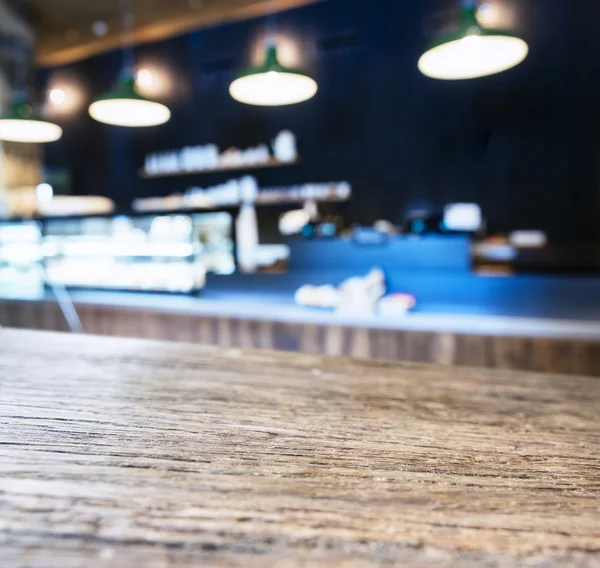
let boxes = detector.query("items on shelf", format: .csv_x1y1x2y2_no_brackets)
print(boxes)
37,195,115,217
403,203,486,236
254,181,351,204
132,178,351,212
142,130,298,177
0,185,115,220
443,203,483,233
279,207,315,236
272,131,298,162
0,184,115,219
372,220,399,236
299,217,343,239
508,230,548,248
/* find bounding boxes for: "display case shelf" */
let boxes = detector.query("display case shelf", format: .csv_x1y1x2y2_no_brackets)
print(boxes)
43,242,198,259
40,212,235,294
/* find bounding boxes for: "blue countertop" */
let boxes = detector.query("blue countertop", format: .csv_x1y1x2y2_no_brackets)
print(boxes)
5,286,600,341
2,236,599,340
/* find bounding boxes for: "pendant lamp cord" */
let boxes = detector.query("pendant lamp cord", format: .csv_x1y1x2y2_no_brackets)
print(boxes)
266,0,276,46
119,0,135,79
11,44,29,101
9,0,28,100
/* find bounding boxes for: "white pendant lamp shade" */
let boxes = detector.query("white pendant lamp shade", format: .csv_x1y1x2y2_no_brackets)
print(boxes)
230,45,317,106
419,34,528,80
418,5,528,80
89,98,171,127
0,102,63,143
89,79,171,127
230,71,318,106
0,118,63,143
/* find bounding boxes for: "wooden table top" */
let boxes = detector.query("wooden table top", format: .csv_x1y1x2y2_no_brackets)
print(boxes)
1,329,599,567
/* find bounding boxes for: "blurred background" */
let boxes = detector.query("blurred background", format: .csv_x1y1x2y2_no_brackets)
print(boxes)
0,0,599,376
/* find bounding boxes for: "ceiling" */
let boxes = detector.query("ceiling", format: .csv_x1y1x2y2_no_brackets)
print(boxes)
24,0,320,67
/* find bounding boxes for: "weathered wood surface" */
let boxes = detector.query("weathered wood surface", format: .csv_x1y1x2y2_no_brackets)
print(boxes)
0,328,599,567
1,298,600,377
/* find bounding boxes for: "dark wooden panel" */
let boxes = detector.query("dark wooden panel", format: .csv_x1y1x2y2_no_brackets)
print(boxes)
34,0,322,66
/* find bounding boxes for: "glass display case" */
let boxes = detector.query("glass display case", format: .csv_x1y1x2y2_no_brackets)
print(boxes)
0,221,45,298
42,212,235,293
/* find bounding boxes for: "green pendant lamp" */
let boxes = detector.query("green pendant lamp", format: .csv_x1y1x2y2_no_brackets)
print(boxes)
0,97,63,143
230,43,318,106
89,75,170,127
418,0,528,80
0,46,62,143
89,0,170,127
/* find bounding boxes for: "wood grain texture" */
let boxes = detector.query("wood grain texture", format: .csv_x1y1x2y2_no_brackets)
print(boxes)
0,328,599,567
34,0,323,66
1,298,599,377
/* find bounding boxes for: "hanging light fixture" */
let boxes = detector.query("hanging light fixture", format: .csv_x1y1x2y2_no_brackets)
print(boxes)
418,0,528,80
0,99,63,143
230,43,317,106
89,0,170,126
0,45,63,144
89,77,170,126
230,0,317,107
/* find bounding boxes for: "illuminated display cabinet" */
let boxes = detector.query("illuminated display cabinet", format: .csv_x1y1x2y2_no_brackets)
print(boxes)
0,222,45,297
0,212,235,295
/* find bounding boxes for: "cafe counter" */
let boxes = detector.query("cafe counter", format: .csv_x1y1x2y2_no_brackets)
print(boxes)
1,284,599,377
1,229,599,376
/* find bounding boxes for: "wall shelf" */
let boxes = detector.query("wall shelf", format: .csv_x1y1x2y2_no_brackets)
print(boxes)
139,157,300,179
132,195,350,214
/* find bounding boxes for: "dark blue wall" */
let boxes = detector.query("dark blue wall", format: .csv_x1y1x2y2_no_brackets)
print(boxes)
41,0,600,242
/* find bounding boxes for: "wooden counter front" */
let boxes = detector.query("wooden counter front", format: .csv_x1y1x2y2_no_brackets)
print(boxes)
0,296,599,377
1,329,599,567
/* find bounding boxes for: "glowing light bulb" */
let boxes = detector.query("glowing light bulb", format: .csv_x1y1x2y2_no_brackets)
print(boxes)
49,88,67,106
477,3,498,25
136,68,154,89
